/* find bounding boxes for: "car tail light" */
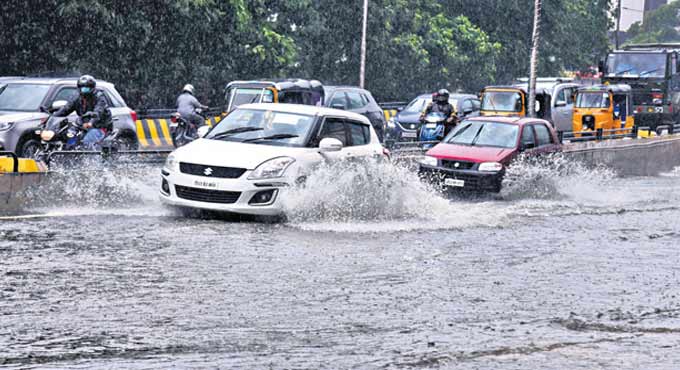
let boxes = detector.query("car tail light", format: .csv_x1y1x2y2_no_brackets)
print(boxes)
130,110,138,122
170,115,177,123
652,92,664,100
669,105,674,114
636,107,643,113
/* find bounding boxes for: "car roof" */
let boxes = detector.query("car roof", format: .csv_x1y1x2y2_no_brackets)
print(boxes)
0,77,115,88
237,103,371,124
465,116,550,126
577,84,631,93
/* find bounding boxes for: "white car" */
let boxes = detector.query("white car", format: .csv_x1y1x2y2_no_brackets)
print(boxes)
160,103,386,216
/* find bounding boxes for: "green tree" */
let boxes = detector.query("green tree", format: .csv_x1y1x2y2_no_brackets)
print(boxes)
626,1,680,44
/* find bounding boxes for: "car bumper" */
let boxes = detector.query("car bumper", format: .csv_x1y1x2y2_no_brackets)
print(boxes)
159,169,288,216
418,163,504,192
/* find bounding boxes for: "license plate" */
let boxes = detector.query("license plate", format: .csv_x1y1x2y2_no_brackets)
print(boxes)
194,180,217,189
402,132,417,138
425,123,437,129
444,178,465,187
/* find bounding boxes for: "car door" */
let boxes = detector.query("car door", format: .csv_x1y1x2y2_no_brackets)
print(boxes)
532,122,560,154
344,118,381,160
314,116,351,162
552,86,574,133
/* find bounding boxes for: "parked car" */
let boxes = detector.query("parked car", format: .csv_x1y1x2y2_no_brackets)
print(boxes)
384,93,480,144
0,77,139,157
322,86,386,141
160,103,386,216
418,117,561,192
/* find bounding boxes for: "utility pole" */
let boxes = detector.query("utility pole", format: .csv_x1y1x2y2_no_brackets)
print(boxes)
615,0,622,49
360,0,368,88
527,0,542,118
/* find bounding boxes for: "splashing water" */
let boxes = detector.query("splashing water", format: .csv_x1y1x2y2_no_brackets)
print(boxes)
282,159,509,232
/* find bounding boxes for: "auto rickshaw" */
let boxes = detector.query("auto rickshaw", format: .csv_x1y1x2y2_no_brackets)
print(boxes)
224,79,324,113
479,86,552,120
572,84,634,137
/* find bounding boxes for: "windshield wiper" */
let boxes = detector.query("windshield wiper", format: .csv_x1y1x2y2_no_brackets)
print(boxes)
242,134,299,143
210,126,263,140
614,68,635,76
469,126,485,146
640,68,660,77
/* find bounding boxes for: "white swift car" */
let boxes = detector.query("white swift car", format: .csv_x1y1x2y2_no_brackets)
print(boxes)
160,103,386,216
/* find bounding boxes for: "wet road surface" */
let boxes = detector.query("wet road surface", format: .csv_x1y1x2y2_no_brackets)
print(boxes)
2,161,680,369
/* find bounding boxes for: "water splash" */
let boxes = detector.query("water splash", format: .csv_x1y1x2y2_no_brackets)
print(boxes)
282,159,508,232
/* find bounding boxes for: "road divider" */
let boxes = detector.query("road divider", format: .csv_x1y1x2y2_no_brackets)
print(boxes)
135,115,223,149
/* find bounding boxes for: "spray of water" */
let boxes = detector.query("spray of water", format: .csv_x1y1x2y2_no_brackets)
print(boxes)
281,159,509,232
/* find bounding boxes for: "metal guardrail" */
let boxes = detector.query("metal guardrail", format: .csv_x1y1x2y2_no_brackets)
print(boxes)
0,151,19,173
45,149,172,166
560,124,680,143
379,101,408,110
136,108,223,119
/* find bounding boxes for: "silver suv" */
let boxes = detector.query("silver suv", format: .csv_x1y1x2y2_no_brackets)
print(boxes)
0,77,139,157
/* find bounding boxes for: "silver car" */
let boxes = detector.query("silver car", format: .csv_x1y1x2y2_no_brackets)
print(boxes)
0,77,139,157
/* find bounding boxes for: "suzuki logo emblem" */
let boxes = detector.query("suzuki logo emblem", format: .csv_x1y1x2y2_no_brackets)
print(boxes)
204,167,213,176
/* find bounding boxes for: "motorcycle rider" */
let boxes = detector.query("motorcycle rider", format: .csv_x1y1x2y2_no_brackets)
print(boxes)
176,84,208,135
53,75,112,149
420,89,458,135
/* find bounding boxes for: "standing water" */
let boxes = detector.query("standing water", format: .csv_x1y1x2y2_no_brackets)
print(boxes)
2,158,680,368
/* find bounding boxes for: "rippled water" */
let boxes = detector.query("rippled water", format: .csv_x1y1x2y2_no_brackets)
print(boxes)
2,159,680,368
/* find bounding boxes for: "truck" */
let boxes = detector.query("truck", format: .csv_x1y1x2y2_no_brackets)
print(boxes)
599,43,680,131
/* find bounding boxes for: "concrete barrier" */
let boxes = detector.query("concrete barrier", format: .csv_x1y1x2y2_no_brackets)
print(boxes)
564,135,680,176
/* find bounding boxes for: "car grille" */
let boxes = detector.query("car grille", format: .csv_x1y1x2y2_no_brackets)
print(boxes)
180,162,246,179
175,185,241,204
441,160,475,170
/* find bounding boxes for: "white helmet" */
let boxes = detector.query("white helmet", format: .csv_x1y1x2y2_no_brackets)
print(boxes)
182,84,195,94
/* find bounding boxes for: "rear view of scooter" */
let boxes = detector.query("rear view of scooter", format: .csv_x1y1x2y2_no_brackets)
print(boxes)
170,108,205,148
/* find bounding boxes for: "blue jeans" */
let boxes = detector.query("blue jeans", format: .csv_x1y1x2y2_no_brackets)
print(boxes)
82,128,106,149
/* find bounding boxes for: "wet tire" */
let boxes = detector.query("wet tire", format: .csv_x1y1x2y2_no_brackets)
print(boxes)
18,139,42,159
115,134,139,151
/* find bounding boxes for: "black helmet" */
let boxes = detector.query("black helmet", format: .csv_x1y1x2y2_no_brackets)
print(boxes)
77,75,97,96
436,89,450,103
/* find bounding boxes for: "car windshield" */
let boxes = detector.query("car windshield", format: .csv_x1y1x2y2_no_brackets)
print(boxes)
606,53,666,78
576,92,610,108
445,120,519,149
481,91,522,112
0,84,51,111
206,108,314,147
227,88,274,111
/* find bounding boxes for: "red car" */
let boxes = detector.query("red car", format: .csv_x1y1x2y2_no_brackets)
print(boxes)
418,117,561,192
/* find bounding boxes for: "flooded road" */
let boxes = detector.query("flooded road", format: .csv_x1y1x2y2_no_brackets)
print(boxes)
2,161,680,369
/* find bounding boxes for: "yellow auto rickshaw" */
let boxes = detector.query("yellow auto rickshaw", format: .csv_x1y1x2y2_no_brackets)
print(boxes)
572,84,634,136
479,86,552,120
224,79,324,113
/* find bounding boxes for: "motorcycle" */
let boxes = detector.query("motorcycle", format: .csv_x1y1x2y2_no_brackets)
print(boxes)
418,112,448,149
31,112,122,161
170,108,206,148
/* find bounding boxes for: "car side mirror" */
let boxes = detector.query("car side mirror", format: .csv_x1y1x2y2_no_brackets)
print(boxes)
319,137,343,152
555,100,567,107
396,107,403,112
197,125,211,138
331,103,346,110
50,100,68,112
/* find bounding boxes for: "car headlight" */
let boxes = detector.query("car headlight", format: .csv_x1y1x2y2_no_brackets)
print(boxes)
164,153,180,172
248,156,295,180
387,117,396,129
478,162,503,172
0,121,14,131
418,155,438,167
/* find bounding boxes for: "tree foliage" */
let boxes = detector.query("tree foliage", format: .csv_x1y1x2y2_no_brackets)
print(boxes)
0,0,611,108
626,1,680,45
